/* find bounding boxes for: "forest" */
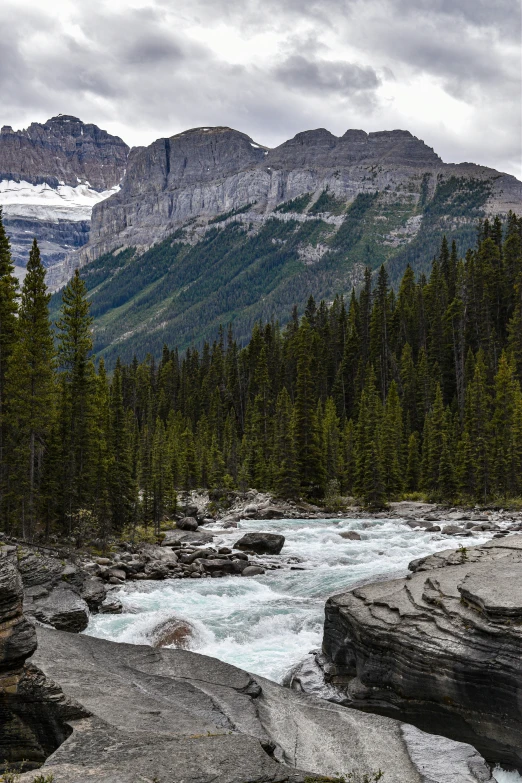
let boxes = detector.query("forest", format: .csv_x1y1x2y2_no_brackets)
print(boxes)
1,208,522,542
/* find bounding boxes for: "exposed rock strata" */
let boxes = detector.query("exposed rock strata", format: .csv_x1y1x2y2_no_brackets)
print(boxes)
18,626,492,782
315,535,522,771
0,558,87,771
82,125,522,266
0,116,128,190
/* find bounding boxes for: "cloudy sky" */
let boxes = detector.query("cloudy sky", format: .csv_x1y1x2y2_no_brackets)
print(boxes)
2,0,521,177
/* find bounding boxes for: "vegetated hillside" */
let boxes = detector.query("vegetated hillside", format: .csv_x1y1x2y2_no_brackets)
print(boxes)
52,175,498,365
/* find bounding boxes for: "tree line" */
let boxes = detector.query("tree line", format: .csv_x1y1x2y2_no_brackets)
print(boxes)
1,208,522,541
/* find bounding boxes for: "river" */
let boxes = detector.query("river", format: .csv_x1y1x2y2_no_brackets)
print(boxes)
84,516,519,782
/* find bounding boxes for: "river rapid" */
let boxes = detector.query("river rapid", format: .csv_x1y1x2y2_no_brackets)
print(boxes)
86,515,492,681
85,516,519,782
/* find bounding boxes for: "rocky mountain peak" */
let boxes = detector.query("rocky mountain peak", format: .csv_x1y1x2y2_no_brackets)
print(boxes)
0,115,129,190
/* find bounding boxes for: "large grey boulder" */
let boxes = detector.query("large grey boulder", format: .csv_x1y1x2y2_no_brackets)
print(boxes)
19,627,492,782
177,516,199,531
32,586,89,633
318,535,522,771
234,532,285,555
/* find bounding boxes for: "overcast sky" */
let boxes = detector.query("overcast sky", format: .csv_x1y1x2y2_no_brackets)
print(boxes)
2,0,521,177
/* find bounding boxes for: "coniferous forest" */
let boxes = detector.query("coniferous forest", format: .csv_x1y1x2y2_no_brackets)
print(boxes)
1,208,522,542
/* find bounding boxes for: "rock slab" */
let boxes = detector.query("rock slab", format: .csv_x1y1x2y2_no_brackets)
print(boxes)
320,535,522,771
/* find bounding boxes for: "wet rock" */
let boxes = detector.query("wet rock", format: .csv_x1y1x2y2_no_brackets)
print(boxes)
99,594,123,614
202,558,235,574
241,566,266,577
0,560,37,671
177,516,199,531
426,525,441,532
319,535,522,770
150,618,195,649
32,586,89,633
441,524,471,535
339,531,361,540
234,532,285,555
80,578,106,612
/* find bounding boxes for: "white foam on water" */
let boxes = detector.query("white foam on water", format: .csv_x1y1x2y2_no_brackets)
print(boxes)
494,768,522,782
86,517,493,683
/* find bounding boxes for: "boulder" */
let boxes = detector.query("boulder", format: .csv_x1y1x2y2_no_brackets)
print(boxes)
0,560,37,671
20,626,493,783
255,506,287,520
234,532,285,555
241,565,266,577
80,578,106,612
150,617,195,649
441,524,471,535
99,594,123,614
339,531,361,541
32,586,89,633
319,535,522,771
177,516,199,531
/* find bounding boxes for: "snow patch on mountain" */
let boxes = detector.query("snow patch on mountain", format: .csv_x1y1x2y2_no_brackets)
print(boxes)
0,180,119,223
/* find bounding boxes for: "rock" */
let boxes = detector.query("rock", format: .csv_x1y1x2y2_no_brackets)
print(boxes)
99,594,123,614
149,618,195,649
241,566,266,577
32,586,89,633
405,519,433,530
0,560,37,671
95,557,112,566
107,567,127,581
319,535,522,770
339,531,362,540
21,626,493,783
80,578,106,612
441,524,471,535
202,558,235,573
162,529,214,547
255,506,288,520
234,532,285,555
177,516,199,531
426,525,441,532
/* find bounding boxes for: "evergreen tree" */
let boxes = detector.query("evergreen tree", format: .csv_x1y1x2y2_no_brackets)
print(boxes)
5,239,54,537
55,270,97,530
0,209,19,527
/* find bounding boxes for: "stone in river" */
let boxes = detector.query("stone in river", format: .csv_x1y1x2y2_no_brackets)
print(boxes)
150,618,195,649
177,516,199,531
234,532,285,555
241,565,266,576
339,531,361,540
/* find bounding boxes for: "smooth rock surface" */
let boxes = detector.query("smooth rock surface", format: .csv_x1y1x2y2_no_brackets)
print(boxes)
319,535,522,770
32,586,89,633
19,627,492,783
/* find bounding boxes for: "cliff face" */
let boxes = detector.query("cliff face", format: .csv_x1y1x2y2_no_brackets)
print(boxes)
319,536,522,771
82,124,521,265
0,115,128,190
0,116,129,269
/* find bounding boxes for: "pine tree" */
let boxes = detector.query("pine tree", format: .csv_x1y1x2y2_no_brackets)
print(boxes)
108,360,137,532
0,209,19,527
294,319,325,496
379,382,403,497
5,239,54,537
55,270,97,531
272,388,299,498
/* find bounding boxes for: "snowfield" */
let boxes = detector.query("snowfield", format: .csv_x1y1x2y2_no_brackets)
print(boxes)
0,179,119,222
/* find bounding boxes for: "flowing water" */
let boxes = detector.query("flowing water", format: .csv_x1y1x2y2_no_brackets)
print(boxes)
85,516,519,781
86,516,493,681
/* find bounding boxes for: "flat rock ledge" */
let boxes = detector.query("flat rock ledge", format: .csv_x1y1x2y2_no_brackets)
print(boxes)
309,535,522,772
19,627,492,783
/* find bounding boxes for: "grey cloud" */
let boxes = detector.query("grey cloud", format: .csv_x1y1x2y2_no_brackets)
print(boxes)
275,55,380,96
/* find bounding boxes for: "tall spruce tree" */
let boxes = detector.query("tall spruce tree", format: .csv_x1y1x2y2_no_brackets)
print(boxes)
0,209,19,527
5,239,55,537
55,270,98,531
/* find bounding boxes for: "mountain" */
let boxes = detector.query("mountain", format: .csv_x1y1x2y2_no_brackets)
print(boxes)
0,115,129,276
49,124,522,364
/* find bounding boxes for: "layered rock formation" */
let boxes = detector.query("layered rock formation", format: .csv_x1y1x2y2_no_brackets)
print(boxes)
314,535,522,771
0,556,87,771
82,124,522,264
0,115,129,269
17,626,493,782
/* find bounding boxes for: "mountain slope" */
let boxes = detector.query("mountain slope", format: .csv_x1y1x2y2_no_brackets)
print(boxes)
50,124,522,363
0,115,129,273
